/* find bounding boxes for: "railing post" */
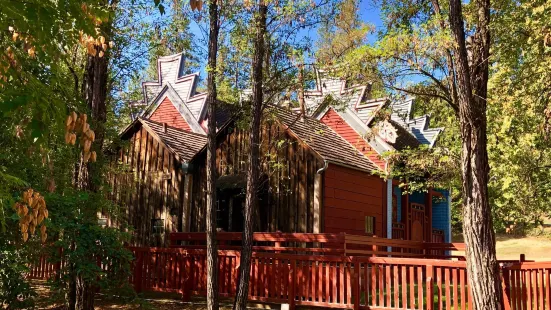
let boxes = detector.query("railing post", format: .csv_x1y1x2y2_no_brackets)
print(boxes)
289,259,296,310
353,258,360,310
501,264,512,310
426,265,433,310
520,254,525,262
133,250,143,294
341,232,347,256
181,254,192,301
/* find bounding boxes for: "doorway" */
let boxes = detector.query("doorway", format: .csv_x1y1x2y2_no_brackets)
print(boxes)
216,188,245,232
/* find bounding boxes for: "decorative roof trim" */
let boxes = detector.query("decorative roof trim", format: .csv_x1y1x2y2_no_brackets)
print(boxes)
143,83,205,134
141,53,185,104
389,97,445,148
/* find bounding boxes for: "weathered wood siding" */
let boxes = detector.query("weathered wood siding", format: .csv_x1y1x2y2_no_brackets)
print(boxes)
189,120,325,233
109,125,184,246
323,164,385,236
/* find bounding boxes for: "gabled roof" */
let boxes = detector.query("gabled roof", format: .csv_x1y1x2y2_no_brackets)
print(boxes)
383,119,421,150
387,98,444,147
143,83,205,133
141,53,208,124
271,106,379,173
121,118,207,162
301,70,368,115
316,105,393,155
190,105,379,173
303,71,444,148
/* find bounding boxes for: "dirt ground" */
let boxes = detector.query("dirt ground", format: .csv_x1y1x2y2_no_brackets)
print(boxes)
33,281,269,310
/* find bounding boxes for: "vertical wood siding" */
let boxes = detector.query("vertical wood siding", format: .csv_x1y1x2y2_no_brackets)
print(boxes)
150,97,192,131
323,164,385,236
189,120,325,233
109,125,185,246
320,108,385,170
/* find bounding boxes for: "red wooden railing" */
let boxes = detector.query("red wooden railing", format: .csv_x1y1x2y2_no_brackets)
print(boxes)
125,247,541,310
169,232,465,259
432,229,446,243
501,261,551,310
27,248,62,280
29,233,548,310
354,257,473,310
392,222,406,239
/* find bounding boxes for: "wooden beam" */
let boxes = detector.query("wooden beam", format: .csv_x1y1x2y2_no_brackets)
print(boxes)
401,190,410,240
313,173,322,234
181,173,193,233
426,188,433,242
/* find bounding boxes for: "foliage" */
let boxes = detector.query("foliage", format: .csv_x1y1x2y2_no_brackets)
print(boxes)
45,192,133,299
334,0,551,234
109,0,200,127
0,0,109,140
0,172,37,309
0,233,37,309
316,0,371,65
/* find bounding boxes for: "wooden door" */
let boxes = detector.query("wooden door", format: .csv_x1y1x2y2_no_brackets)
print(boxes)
410,203,426,242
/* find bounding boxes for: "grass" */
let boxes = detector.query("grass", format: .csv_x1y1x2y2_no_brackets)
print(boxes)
495,235,551,261
453,234,551,261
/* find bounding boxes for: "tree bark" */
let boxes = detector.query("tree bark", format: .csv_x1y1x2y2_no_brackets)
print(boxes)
206,1,220,310
297,63,306,119
74,275,95,310
70,1,117,308
234,2,267,310
448,0,504,309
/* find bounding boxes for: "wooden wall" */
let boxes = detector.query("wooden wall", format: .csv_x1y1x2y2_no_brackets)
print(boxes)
109,125,184,246
320,108,386,170
150,97,192,131
323,164,385,236
189,120,325,233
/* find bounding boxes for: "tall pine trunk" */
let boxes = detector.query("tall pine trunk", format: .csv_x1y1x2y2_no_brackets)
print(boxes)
69,1,116,308
448,0,504,308
234,2,267,310
206,1,220,310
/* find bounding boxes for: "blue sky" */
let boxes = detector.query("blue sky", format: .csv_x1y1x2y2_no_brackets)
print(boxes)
182,0,385,78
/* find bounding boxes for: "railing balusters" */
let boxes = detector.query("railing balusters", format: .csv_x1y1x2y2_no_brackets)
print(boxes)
28,241,551,310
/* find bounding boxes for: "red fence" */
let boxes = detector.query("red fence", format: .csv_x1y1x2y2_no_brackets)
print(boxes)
169,232,465,259
502,261,551,310
28,254,60,280
30,233,545,310
126,247,539,310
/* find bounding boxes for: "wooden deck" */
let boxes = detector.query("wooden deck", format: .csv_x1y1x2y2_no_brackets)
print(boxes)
29,233,545,310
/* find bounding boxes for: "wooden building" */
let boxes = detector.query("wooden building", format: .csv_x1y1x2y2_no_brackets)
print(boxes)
186,106,383,236
109,118,206,246
110,52,452,247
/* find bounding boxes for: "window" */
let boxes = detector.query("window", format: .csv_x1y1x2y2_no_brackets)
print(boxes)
151,218,164,234
365,216,375,235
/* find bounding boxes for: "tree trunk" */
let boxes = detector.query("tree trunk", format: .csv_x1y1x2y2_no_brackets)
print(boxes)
448,0,504,309
70,2,116,308
297,64,306,119
206,1,220,310
234,2,267,310
74,275,95,310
